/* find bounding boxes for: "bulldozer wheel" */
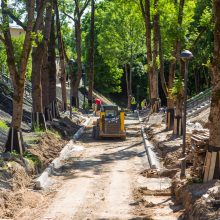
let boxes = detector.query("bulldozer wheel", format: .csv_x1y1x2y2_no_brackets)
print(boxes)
92,126,96,138
95,126,100,140
92,126,100,140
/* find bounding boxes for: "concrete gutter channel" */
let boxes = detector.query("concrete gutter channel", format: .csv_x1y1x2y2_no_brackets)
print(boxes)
35,117,91,189
137,111,161,170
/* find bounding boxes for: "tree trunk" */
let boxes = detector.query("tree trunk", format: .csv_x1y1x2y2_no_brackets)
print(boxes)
158,21,167,98
88,0,95,108
55,0,67,111
168,0,185,130
173,59,185,136
31,46,46,130
73,17,83,108
150,0,159,113
31,0,53,129
41,50,51,121
204,0,220,181
2,0,35,154
48,14,59,119
140,0,159,113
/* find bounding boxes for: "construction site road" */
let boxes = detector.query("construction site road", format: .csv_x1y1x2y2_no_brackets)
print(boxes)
18,113,179,220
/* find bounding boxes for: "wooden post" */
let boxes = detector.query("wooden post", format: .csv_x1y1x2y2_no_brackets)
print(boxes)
204,150,219,182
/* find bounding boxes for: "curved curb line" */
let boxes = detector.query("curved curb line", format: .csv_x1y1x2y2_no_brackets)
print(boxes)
35,117,91,189
137,111,160,170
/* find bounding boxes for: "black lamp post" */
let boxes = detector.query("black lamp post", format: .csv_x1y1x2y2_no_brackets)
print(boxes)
82,65,86,109
180,50,193,179
136,84,140,110
68,59,75,119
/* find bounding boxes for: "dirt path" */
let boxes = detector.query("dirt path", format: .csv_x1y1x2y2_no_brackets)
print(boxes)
18,114,183,220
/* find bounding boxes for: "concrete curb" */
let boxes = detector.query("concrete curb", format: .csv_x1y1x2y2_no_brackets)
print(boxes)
35,117,91,189
137,111,160,170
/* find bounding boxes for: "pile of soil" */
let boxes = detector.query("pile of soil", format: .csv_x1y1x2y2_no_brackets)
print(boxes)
0,161,33,218
172,178,220,220
27,131,68,169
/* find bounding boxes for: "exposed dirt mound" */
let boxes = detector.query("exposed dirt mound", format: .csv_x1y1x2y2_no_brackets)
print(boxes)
172,178,220,220
0,161,36,218
0,131,67,219
141,168,179,178
27,132,67,169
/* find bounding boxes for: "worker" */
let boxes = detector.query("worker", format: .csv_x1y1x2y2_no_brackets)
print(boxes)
131,95,137,112
95,98,102,114
141,99,147,110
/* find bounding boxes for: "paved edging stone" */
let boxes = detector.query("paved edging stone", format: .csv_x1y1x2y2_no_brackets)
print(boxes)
137,111,160,170
35,117,91,189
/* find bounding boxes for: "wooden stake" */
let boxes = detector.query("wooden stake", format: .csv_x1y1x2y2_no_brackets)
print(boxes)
204,151,212,182
208,152,217,181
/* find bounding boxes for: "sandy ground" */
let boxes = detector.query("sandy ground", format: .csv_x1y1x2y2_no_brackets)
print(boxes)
16,113,183,220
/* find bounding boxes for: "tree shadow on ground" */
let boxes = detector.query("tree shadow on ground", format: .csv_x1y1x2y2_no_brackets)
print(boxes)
53,136,145,180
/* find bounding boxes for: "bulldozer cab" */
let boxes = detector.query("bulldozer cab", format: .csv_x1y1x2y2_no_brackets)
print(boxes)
101,105,118,118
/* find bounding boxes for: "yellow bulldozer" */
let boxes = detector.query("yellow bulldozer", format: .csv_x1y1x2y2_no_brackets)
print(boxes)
92,105,126,140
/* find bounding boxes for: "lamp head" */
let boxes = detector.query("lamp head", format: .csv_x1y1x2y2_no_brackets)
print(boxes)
180,50,193,60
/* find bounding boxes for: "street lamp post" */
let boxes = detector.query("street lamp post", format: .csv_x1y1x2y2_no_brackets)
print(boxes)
180,50,193,179
136,84,140,110
82,65,86,110
68,59,75,119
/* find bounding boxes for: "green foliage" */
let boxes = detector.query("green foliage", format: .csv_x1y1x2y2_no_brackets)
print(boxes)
23,151,42,166
11,150,20,158
0,42,7,72
12,35,32,80
0,35,32,80
0,120,8,131
33,125,44,134
171,78,183,100
82,0,146,95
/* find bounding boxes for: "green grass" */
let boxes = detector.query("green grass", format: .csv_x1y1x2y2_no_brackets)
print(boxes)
23,151,42,167
0,120,8,131
46,129,61,139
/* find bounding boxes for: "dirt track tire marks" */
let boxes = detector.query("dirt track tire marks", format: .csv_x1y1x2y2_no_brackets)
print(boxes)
18,114,149,220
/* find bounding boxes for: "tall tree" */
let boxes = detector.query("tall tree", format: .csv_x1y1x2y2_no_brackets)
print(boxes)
88,0,95,108
140,0,159,112
168,0,185,134
48,14,59,119
73,0,90,108
1,0,37,154
31,0,53,130
62,0,90,108
55,0,67,111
